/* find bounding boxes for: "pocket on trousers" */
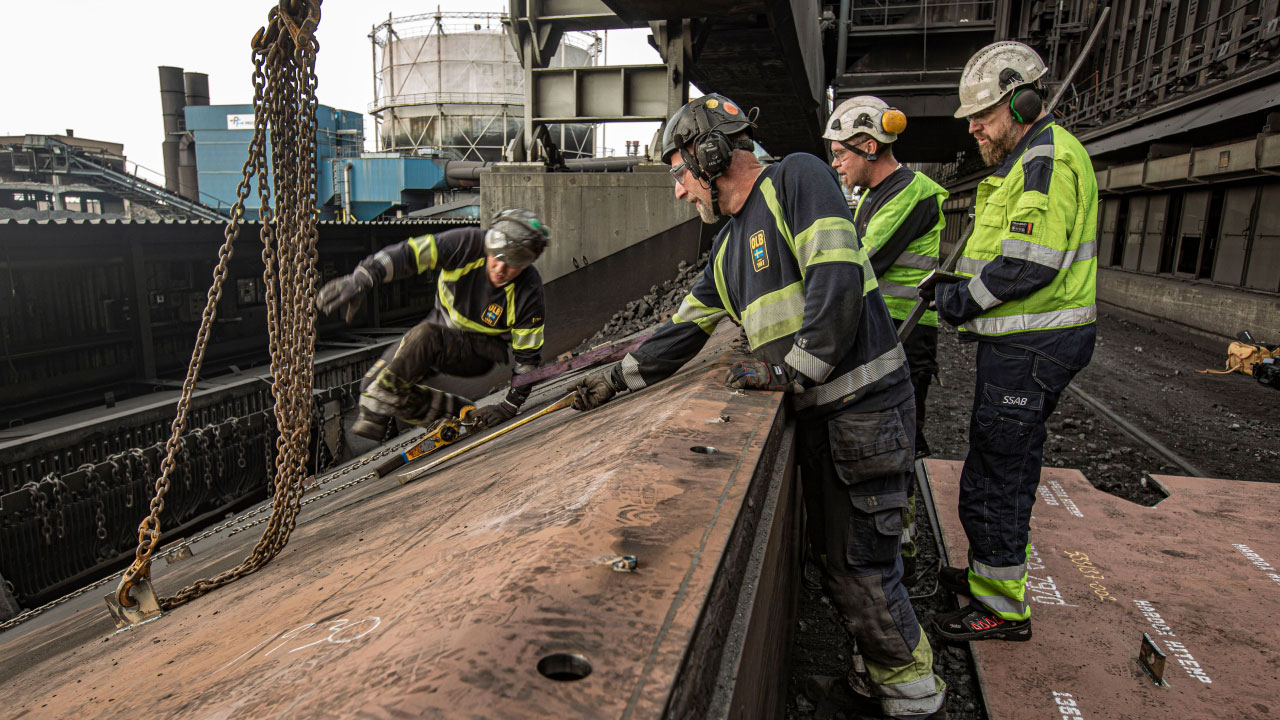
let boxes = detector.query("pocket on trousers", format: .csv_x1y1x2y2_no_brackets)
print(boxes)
1032,354,1075,394
846,491,909,568
973,398,1036,457
828,410,913,487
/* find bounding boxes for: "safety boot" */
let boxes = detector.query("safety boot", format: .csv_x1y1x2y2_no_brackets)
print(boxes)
938,566,969,596
351,409,393,441
933,603,1031,643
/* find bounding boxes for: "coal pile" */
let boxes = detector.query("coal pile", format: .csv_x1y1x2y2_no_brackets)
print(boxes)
574,253,710,350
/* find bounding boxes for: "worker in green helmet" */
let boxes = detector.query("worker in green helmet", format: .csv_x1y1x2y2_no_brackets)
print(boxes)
317,208,550,439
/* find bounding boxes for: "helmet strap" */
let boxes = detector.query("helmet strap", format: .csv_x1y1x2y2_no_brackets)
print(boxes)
840,139,877,162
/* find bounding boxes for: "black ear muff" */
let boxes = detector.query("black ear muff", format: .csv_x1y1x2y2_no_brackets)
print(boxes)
1009,87,1043,124
694,132,733,178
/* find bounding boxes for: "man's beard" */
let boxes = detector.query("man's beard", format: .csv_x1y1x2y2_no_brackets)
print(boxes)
695,198,718,224
978,126,1020,166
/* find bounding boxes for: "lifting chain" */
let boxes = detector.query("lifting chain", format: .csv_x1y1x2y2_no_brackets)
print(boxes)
23,478,53,546
112,0,324,614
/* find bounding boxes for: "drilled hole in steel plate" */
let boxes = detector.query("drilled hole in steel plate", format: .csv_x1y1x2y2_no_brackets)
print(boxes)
690,446,718,454
537,653,593,681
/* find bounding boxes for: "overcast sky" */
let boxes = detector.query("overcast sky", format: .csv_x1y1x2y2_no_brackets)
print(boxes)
1,1,664,185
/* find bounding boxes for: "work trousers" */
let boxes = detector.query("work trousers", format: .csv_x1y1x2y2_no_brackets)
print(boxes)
798,396,945,716
959,330,1093,620
359,321,508,424
895,322,939,455
892,322,938,565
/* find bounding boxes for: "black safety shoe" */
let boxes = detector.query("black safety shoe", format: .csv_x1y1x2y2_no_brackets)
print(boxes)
351,410,392,441
938,566,969,595
902,554,919,587
933,603,1031,642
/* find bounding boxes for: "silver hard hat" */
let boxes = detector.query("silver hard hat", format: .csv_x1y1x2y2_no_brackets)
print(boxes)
954,41,1047,118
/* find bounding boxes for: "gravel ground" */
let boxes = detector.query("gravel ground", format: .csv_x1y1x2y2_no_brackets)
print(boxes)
576,259,1280,720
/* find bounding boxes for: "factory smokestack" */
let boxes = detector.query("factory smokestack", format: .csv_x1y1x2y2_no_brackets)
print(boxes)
158,66,186,195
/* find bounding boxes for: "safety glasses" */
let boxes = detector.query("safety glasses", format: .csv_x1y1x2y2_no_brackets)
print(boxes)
669,161,690,182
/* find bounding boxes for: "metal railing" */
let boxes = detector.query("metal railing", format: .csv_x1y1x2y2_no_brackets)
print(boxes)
1059,1,1280,129
370,91,524,113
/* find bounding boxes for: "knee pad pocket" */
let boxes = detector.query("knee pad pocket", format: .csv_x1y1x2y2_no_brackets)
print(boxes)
846,491,909,568
829,409,914,487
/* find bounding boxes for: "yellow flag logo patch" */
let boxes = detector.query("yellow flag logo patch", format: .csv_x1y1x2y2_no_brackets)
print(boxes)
482,303,502,326
749,231,769,272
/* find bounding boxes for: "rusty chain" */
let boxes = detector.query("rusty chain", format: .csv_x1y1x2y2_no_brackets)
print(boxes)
2,422,424,635
113,0,324,612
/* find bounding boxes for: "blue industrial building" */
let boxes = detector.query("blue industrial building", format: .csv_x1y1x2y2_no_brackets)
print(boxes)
186,104,452,221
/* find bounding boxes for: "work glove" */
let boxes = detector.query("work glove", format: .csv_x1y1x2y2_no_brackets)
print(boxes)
724,360,804,393
916,270,965,307
471,400,518,429
317,267,375,324
572,370,621,411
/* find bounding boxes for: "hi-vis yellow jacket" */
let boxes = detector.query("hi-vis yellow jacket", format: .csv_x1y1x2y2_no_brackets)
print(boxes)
936,115,1097,340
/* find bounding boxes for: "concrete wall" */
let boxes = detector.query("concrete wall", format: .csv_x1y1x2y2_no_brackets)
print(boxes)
480,163,699,283
1099,268,1280,342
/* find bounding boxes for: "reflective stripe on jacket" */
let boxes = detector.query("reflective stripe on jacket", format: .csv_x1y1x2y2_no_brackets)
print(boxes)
852,167,947,327
943,116,1098,338
621,153,911,417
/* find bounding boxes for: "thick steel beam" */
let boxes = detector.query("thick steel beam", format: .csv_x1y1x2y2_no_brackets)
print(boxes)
532,65,671,122
0,326,801,719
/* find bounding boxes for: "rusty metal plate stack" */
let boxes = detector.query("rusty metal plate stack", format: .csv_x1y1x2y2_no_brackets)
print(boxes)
925,460,1280,719
0,327,801,719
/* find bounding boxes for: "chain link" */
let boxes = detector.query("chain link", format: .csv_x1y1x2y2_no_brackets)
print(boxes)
23,479,54,546
113,0,326,612
0,428,422,634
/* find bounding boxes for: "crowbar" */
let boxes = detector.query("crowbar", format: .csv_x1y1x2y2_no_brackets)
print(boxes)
398,392,577,486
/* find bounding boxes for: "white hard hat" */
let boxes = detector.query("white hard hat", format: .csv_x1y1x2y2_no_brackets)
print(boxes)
824,95,907,144
954,41,1048,119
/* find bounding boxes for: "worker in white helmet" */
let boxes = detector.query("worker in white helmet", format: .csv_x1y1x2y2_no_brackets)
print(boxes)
927,41,1099,644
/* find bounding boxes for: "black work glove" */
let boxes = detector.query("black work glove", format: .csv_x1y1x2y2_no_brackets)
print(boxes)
916,270,965,307
724,360,804,393
316,267,375,324
471,400,518,429
572,369,624,411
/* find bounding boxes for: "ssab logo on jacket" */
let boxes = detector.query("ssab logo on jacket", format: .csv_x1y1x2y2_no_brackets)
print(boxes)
482,303,502,326
749,231,769,272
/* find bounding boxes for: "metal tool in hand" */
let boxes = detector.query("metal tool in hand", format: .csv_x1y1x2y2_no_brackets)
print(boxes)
895,4,1112,343
373,406,476,477
398,393,576,486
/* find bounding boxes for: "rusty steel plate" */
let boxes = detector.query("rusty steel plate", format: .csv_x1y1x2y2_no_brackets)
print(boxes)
0,326,796,719
924,460,1280,720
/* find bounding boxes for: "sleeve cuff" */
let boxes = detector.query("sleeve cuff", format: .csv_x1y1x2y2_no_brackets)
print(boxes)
784,345,834,383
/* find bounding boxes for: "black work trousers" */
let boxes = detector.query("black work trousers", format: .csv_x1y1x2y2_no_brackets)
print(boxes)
797,396,925,680
359,321,508,422
894,321,938,455
957,326,1094,618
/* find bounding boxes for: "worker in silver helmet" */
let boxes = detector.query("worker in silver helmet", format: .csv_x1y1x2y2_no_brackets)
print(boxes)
930,41,1099,644
317,208,550,439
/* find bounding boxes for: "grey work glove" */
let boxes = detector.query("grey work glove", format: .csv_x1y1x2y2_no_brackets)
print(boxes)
572,370,622,411
317,267,374,324
724,360,803,393
471,400,518,429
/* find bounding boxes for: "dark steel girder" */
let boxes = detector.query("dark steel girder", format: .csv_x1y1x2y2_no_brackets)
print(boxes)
605,0,828,158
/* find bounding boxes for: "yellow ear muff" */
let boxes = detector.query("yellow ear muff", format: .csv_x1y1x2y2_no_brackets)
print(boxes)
882,109,908,135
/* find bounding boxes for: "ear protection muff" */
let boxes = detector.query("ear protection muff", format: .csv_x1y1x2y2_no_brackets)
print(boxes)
1009,86,1043,124
687,104,734,180
999,68,1043,124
